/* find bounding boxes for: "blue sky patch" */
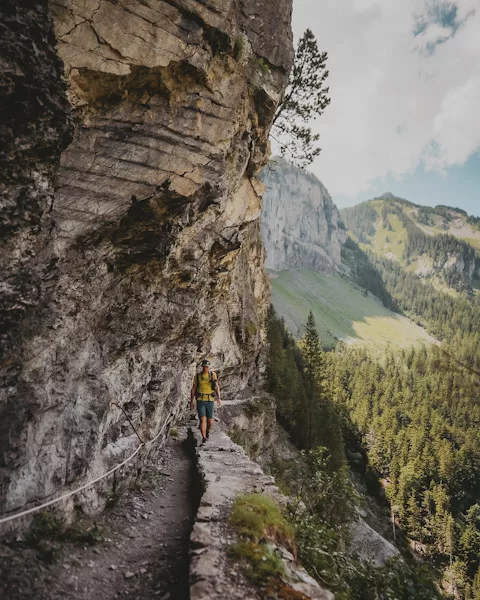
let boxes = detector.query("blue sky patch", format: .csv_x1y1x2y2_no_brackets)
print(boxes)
413,2,458,37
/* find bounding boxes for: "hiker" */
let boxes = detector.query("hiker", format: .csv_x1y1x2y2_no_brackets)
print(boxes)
190,359,221,443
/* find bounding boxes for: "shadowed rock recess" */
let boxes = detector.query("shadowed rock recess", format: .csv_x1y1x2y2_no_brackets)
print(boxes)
0,0,293,527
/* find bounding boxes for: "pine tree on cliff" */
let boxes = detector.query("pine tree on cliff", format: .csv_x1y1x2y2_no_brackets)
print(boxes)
272,29,330,167
302,311,324,448
302,312,345,468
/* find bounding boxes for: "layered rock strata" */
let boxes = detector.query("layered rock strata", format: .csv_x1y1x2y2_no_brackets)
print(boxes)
261,159,346,273
0,0,292,526
190,424,333,600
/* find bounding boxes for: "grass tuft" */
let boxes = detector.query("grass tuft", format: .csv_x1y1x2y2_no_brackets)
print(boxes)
229,493,295,551
228,493,301,591
244,320,257,339
256,57,270,73
24,512,103,563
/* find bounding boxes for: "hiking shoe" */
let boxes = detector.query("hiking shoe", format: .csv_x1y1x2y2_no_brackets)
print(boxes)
202,437,208,444
206,431,210,439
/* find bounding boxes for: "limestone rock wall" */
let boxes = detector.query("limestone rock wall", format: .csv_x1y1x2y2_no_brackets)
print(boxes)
261,159,346,273
0,0,74,521
0,0,293,525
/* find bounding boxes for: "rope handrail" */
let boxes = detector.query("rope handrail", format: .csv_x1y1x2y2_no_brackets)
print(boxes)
0,409,173,526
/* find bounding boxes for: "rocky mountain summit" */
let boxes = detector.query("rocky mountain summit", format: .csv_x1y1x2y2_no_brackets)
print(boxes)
0,0,292,525
341,194,479,292
261,159,346,273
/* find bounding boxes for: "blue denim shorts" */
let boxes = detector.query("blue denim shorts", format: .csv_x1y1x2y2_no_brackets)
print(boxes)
197,400,214,419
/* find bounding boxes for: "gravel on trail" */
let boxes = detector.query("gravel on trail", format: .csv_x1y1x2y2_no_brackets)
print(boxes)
0,430,198,600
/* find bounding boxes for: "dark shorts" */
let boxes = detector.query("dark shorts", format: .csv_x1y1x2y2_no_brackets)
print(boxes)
197,400,214,420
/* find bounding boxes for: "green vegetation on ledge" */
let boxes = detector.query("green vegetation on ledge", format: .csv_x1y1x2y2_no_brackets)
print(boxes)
228,493,302,597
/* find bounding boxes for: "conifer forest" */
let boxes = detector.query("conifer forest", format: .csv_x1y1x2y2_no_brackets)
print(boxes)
266,202,480,598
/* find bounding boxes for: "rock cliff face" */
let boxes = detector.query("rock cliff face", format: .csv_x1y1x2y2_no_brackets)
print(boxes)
0,0,292,524
413,252,477,280
261,159,346,273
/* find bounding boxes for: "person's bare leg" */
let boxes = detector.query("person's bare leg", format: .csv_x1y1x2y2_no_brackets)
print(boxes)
200,416,207,439
207,418,213,436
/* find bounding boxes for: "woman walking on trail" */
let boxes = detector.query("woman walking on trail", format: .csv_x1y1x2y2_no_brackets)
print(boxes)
190,359,221,443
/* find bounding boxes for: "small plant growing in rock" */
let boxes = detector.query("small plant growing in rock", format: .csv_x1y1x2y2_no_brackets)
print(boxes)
169,427,179,438
233,35,244,58
233,32,250,64
25,512,64,563
26,511,62,545
228,541,284,584
244,319,257,339
21,513,104,564
228,425,248,449
244,400,264,419
256,57,270,73
228,493,296,588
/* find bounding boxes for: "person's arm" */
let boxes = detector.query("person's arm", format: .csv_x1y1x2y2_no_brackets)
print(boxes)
215,379,221,406
190,378,196,409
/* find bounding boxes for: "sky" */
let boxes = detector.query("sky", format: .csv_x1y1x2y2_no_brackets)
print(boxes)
292,0,480,216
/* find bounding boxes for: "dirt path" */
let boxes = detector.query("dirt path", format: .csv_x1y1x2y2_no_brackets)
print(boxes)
0,430,197,600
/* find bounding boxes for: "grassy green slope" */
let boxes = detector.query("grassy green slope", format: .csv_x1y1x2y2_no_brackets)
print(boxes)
270,270,434,349
372,212,408,260
341,200,408,261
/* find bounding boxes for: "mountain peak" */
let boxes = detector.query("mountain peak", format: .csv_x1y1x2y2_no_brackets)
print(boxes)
379,192,396,200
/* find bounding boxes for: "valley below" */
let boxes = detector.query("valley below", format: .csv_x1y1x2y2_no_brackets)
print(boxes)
270,269,435,349
260,164,480,600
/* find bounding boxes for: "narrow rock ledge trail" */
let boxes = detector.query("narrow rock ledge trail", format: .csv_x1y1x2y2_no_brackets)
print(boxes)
0,429,198,600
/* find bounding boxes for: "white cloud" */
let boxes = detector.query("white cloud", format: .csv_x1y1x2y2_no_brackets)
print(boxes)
291,0,480,197
426,75,480,168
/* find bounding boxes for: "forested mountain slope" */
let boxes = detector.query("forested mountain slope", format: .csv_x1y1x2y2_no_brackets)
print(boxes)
341,194,480,293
